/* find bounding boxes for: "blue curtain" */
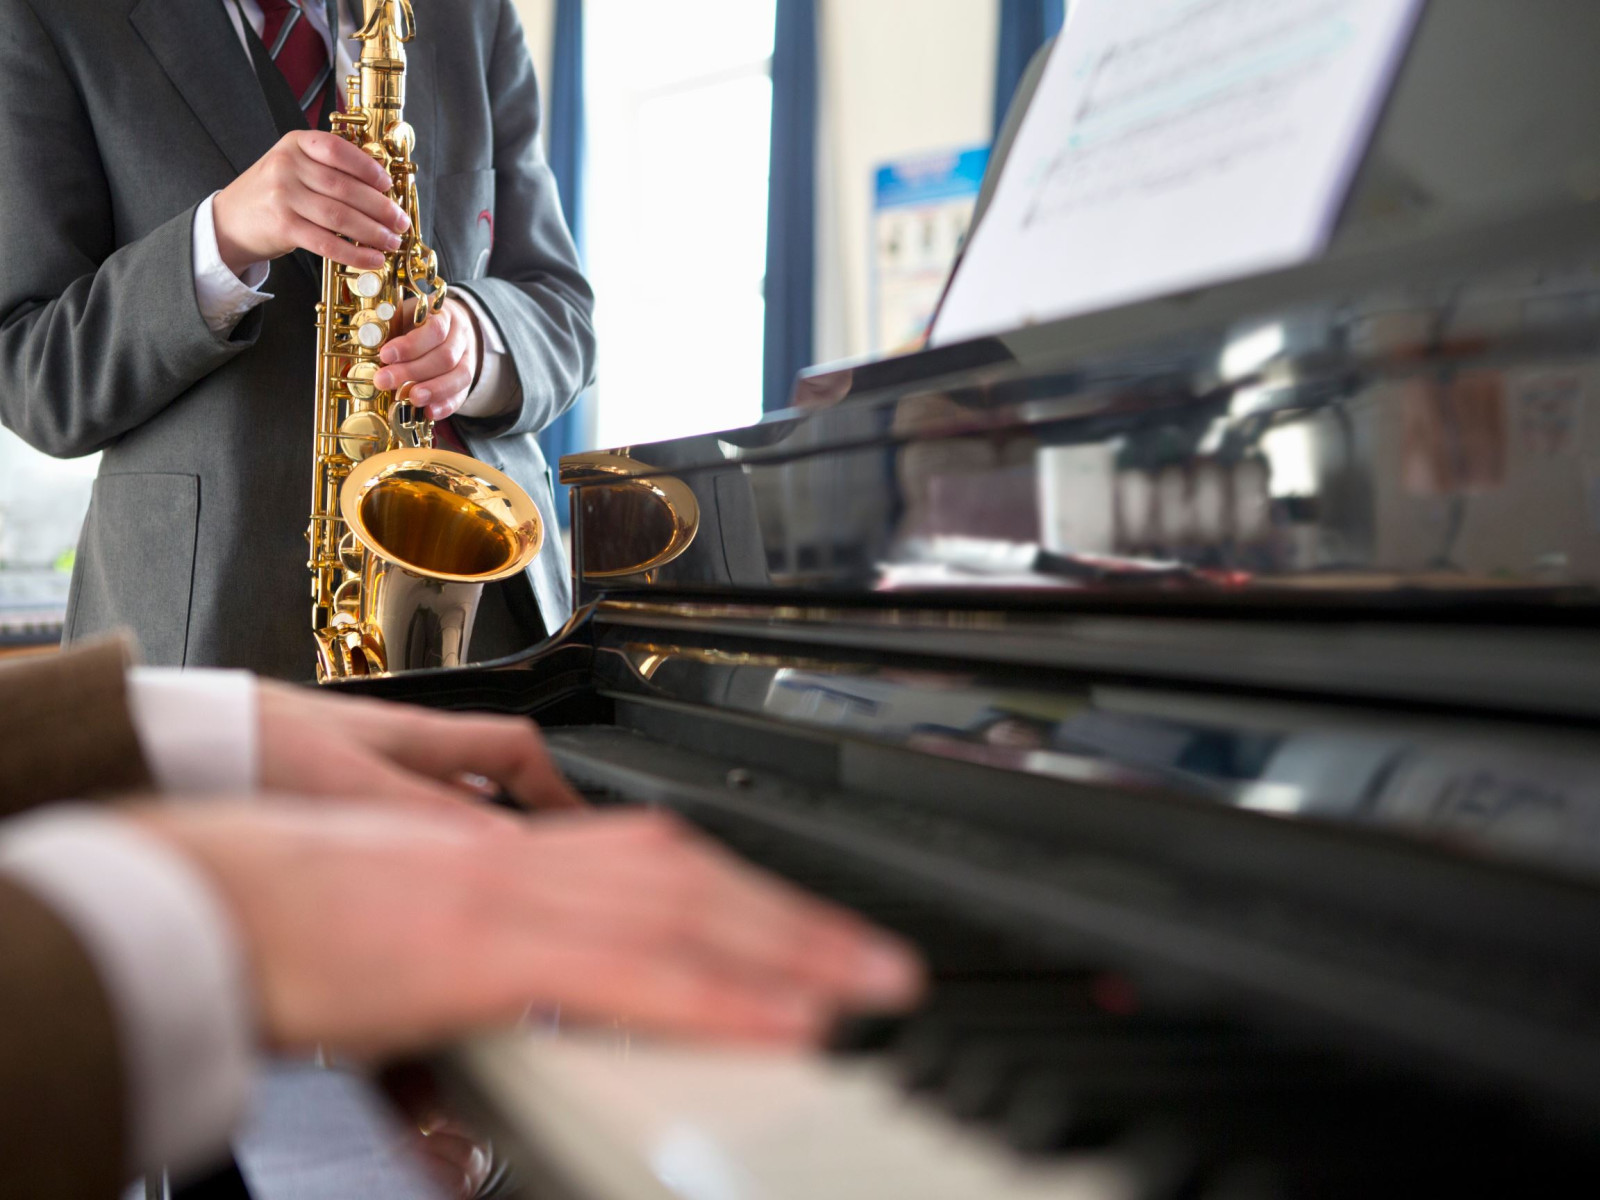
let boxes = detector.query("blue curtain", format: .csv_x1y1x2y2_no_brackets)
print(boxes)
762,0,819,413
993,0,1065,140
539,0,587,518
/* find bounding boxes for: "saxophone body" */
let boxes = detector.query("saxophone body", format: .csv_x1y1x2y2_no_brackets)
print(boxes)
308,0,542,682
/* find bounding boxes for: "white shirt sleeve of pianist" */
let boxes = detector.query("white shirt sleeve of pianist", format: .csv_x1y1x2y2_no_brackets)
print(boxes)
193,191,273,337
126,667,260,796
454,288,523,419
0,807,256,1176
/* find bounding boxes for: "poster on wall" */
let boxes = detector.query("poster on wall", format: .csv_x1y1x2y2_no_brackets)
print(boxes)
871,146,989,357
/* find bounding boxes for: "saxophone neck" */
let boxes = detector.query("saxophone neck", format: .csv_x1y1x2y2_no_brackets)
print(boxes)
357,0,415,48
353,0,412,138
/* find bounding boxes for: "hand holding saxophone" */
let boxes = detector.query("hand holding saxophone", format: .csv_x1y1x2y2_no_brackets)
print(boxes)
212,130,411,277
372,297,481,420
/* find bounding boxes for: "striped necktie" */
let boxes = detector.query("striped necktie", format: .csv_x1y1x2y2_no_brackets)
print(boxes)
256,0,334,130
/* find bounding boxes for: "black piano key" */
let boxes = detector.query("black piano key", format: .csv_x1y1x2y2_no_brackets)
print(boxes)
915,973,1102,1013
1120,1084,1533,1200
831,970,1119,1060
895,1010,1138,1091
826,1012,907,1055
1109,1124,1209,1200
1194,1149,1417,1200
1000,1060,1383,1155
940,1028,1295,1119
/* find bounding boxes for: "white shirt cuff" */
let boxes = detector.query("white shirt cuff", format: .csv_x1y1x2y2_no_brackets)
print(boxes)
193,193,272,336
0,808,256,1176
454,288,522,419
127,668,259,794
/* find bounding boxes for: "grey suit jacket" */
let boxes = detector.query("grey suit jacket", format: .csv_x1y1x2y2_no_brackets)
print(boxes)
0,0,595,681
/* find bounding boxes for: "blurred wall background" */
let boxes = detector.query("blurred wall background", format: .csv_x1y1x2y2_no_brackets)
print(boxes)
510,0,1000,441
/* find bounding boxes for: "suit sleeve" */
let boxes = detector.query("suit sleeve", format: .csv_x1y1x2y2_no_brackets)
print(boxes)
0,0,263,460
0,876,127,1200
0,639,154,817
453,0,597,442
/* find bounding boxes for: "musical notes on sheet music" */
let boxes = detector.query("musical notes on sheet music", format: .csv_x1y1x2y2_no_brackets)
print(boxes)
932,0,1423,345
1024,0,1361,227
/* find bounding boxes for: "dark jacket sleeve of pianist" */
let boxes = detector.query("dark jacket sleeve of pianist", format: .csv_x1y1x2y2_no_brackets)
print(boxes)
0,874,127,1200
0,637,150,1197
452,0,597,442
0,639,154,819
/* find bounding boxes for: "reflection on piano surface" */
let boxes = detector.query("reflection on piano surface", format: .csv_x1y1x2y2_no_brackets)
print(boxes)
341,2,1600,1196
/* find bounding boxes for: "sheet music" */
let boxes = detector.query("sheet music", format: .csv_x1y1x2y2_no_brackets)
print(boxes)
931,0,1423,346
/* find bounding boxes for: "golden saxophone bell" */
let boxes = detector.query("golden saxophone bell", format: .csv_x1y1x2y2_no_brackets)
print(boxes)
335,450,543,674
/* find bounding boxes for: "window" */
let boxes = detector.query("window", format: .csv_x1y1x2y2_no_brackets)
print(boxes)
586,0,776,449
0,430,97,641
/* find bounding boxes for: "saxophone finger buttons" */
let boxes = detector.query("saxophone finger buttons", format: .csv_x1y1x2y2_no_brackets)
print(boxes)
339,410,392,462
351,271,384,299
345,361,379,400
352,307,389,349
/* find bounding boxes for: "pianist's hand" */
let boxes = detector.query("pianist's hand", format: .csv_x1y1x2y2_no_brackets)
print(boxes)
256,682,583,814
129,803,925,1053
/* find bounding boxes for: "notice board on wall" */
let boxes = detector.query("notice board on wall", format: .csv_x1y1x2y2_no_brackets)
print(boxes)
871,146,989,356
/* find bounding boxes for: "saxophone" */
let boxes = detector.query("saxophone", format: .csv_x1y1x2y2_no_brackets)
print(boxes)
308,0,542,681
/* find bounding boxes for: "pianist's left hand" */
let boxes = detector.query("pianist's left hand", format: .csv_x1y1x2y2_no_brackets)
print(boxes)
255,682,584,815
128,802,927,1051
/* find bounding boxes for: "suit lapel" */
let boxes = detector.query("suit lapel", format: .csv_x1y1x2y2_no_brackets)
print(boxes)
236,6,323,283
128,0,281,180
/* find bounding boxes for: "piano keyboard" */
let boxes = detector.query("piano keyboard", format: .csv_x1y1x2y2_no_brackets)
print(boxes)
460,976,1492,1200
441,727,1598,1199
459,1034,1141,1200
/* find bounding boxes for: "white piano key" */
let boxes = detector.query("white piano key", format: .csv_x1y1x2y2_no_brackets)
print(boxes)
455,1031,1139,1200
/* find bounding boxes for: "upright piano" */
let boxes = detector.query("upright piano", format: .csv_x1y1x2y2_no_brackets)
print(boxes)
349,2,1600,1195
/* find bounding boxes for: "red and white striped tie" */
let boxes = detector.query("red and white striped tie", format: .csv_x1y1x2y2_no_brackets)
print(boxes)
257,0,334,130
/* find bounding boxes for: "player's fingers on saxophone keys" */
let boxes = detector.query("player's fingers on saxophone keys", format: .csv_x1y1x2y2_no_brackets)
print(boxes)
295,129,394,195
376,337,463,395
302,160,409,234
412,360,474,419
377,304,452,368
294,189,401,253
290,215,386,270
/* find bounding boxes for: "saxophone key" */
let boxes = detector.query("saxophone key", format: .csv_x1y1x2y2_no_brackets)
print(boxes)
350,270,385,299
339,409,393,461
345,360,380,400
353,311,389,349
338,532,367,576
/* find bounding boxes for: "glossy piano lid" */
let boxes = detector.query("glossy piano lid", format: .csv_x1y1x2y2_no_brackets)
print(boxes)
564,230,1600,616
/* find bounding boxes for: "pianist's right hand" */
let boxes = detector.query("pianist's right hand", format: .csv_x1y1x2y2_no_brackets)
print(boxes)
129,801,925,1053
